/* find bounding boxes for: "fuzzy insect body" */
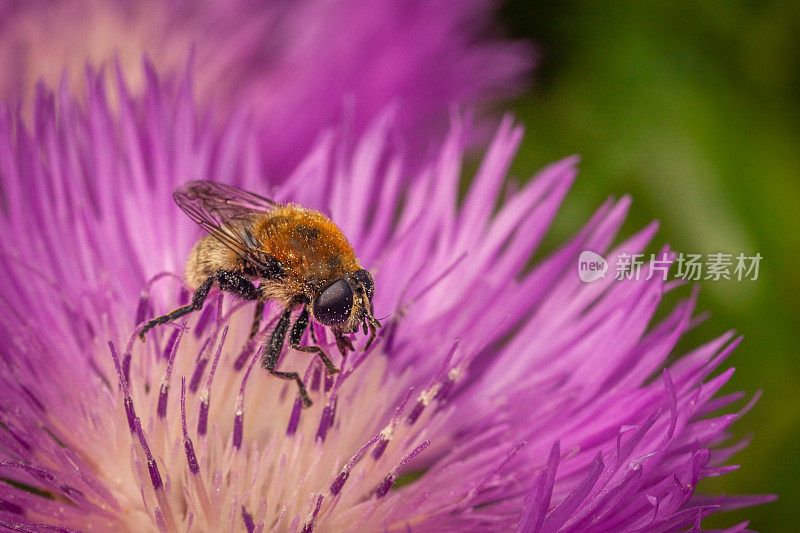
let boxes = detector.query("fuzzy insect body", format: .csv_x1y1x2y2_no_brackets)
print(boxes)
185,205,360,308
141,181,379,407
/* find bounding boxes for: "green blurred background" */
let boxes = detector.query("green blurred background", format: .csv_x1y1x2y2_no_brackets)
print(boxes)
500,1,800,530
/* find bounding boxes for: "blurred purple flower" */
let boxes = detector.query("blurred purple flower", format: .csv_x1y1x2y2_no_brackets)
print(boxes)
0,67,773,531
0,0,531,180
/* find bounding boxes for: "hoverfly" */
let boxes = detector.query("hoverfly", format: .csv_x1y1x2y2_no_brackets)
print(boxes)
140,181,380,407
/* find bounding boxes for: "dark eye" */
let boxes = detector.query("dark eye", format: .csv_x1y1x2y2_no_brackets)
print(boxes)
312,279,354,326
351,269,374,301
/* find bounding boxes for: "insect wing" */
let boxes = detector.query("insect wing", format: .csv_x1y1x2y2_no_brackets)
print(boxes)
175,180,278,218
174,181,280,269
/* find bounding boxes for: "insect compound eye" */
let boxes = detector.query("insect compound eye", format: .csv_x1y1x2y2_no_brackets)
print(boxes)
312,279,354,326
351,269,375,301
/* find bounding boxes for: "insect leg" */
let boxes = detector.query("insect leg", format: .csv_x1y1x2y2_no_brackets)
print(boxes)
289,307,340,374
139,270,259,341
262,308,312,407
334,330,354,358
248,300,266,340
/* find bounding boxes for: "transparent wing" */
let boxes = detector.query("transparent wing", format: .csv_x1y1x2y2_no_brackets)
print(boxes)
173,181,283,274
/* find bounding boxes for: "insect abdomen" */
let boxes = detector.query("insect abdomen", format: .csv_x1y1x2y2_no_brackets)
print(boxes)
184,234,239,289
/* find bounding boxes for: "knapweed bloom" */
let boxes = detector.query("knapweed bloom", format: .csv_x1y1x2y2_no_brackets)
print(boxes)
0,0,531,179
0,68,772,531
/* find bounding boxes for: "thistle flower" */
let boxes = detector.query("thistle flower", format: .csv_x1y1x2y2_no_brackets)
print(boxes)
0,0,530,179
0,68,773,531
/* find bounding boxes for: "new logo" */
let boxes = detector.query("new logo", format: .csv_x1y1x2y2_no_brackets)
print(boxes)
578,251,608,282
